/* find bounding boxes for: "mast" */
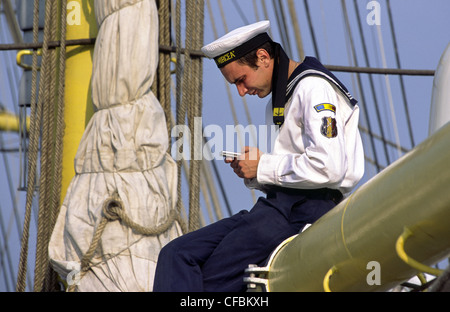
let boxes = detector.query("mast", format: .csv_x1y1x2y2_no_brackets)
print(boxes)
61,0,97,202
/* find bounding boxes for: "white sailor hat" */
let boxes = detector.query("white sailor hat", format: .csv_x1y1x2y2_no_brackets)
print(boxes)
201,20,272,68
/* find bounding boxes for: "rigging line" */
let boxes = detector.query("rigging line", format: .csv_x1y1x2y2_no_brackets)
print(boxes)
0,148,21,152
198,159,214,225
0,21,20,110
364,155,386,171
16,0,42,292
242,97,258,147
0,38,97,51
189,0,218,225
0,40,436,75
252,0,260,22
231,0,249,25
376,23,403,159
279,0,294,58
352,0,390,166
171,3,231,222
341,0,381,172
215,0,241,146
323,64,434,76
34,0,60,291
188,0,204,232
200,156,225,221
235,0,259,145
201,157,224,221
217,0,228,33
207,151,233,218
303,0,319,58
0,116,20,291
204,0,235,218
0,133,25,260
271,0,284,48
386,0,415,147
175,0,186,222
0,201,15,292
239,1,259,144
287,0,305,61
169,75,226,223
206,0,219,39
213,0,257,204
318,0,329,63
273,0,293,57
1,0,22,44
260,0,272,38
359,125,409,154
207,0,245,141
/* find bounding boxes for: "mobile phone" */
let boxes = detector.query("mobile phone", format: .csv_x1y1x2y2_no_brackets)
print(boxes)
220,151,242,158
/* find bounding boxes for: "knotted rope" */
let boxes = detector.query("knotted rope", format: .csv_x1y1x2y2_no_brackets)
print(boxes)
67,191,179,292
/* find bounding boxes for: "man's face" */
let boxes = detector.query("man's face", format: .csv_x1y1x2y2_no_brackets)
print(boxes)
219,52,273,98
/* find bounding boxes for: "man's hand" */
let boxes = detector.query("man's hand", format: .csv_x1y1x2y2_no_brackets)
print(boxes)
225,146,263,179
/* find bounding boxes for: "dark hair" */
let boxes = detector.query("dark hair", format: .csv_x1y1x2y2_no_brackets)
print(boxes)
237,41,275,69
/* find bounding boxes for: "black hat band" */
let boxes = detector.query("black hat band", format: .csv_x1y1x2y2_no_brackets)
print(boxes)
214,33,272,68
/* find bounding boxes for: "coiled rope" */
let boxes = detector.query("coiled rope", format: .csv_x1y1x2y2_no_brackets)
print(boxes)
67,191,180,292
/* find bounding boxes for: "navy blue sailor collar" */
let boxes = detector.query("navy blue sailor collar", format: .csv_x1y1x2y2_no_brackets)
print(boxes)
285,56,358,107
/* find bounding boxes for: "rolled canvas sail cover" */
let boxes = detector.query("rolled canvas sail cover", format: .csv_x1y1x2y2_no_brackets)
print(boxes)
49,0,182,291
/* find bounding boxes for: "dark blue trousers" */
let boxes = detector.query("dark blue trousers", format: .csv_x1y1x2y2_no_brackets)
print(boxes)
153,187,340,292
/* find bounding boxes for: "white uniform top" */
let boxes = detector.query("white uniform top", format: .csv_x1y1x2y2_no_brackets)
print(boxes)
246,76,365,195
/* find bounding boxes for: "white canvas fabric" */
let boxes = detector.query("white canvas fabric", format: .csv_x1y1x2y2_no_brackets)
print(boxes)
49,0,182,291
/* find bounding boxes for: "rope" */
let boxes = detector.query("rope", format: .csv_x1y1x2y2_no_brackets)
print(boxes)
287,0,305,61
16,0,42,293
45,0,67,291
185,0,203,232
103,193,179,235
351,0,388,172
341,0,383,174
386,0,415,148
34,0,65,292
54,0,67,232
376,23,402,159
16,0,67,292
183,0,194,230
175,0,185,229
157,0,172,137
185,0,194,230
67,191,179,292
193,0,204,228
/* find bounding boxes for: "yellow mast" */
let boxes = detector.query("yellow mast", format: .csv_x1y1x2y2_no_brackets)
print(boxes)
61,0,97,202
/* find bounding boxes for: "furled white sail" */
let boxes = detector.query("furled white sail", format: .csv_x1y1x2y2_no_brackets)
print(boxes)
49,0,182,291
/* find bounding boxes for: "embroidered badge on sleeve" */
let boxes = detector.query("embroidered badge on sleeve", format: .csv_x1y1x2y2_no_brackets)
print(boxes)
314,103,336,114
320,117,338,138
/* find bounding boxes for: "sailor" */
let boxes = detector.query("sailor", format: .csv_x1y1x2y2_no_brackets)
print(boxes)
153,20,364,292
